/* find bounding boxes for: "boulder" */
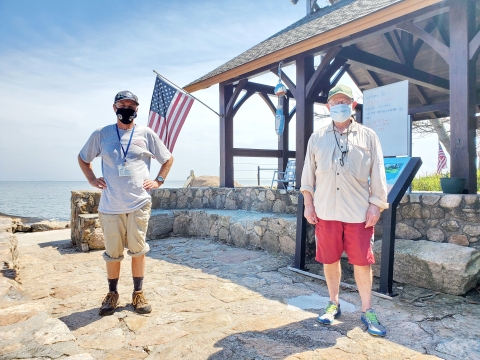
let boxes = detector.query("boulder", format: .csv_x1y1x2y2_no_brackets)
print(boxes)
395,223,422,239
0,232,18,270
372,239,480,295
0,217,12,233
30,221,69,232
188,176,242,188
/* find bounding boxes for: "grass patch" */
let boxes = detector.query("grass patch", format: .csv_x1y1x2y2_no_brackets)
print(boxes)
411,173,443,191
411,171,480,192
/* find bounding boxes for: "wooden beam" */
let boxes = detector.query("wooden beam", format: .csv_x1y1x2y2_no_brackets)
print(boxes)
330,64,350,88
339,46,449,93
288,106,296,122
232,90,255,117
295,55,315,188
232,148,295,158
306,46,342,98
432,14,449,47
219,83,234,187
469,29,480,61
270,69,297,99
241,81,294,98
315,57,347,97
449,0,477,193
408,101,449,115
397,21,450,64
258,92,276,115
345,68,363,90
411,20,436,62
226,79,247,118
362,68,381,87
384,31,406,64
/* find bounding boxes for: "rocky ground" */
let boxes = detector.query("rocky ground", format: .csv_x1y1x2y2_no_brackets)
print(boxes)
1,229,479,359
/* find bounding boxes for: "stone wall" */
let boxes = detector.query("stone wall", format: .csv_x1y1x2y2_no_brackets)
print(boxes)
378,193,480,250
71,189,480,249
0,217,18,272
151,187,299,214
70,190,101,246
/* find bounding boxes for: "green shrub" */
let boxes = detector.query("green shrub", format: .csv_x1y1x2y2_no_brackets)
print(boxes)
411,170,480,192
411,173,442,191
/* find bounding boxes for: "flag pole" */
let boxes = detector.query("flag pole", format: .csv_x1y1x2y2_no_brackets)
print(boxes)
153,70,223,118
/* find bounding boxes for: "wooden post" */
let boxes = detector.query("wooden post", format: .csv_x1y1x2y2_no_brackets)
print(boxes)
277,96,290,189
449,0,477,193
295,55,315,189
219,83,234,188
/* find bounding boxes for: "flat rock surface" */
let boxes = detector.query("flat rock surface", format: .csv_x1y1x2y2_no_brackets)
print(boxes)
1,229,479,359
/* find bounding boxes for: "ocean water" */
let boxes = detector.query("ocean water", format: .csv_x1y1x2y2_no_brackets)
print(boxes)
0,180,183,221
0,178,263,221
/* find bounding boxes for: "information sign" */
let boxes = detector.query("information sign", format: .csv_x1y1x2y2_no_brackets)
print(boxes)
363,81,409,157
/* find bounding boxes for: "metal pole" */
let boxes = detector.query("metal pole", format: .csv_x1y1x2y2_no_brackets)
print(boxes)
257,166,260,186
294,193,308,270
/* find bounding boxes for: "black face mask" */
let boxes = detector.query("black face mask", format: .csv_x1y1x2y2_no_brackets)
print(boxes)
116,107,137,124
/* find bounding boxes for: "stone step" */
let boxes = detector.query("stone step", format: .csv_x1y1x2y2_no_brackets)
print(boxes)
73,209,316,256
372,239,480,295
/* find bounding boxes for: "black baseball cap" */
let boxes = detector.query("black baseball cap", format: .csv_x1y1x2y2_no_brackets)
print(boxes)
114,90,139,105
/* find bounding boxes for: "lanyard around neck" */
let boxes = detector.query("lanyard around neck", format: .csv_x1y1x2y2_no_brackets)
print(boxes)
333,122,349,167
115,124,135,164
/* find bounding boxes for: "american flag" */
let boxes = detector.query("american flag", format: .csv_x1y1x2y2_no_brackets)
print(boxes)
437,142,447,173
148,76,194,152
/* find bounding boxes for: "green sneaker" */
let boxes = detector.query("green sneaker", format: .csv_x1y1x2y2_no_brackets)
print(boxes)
99,291,119,316
317,301,341,325
361,308,386,337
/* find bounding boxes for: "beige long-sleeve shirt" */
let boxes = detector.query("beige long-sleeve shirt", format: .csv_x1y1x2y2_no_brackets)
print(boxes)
300,120,388,223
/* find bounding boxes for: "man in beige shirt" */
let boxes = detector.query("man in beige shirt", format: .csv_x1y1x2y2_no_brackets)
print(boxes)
300,84,388,337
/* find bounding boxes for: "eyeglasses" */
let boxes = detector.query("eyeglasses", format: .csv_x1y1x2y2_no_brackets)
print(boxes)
328,100,352,106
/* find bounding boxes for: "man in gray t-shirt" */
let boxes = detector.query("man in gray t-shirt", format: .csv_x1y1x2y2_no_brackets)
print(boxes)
78,90,174,316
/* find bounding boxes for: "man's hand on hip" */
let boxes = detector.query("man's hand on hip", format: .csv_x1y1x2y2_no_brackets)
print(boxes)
143,179,161,191
304,204,318,225
90,177,107,189
365,203,380,228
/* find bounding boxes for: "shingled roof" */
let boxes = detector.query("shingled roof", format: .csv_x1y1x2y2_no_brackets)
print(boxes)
185,0,402,90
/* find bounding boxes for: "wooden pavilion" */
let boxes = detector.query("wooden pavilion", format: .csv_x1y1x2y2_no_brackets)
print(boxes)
184,0,480,193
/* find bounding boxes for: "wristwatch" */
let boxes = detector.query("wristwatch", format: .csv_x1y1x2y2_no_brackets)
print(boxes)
156,175,165,183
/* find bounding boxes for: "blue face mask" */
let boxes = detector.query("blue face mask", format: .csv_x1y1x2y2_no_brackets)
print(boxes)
329,104,352,122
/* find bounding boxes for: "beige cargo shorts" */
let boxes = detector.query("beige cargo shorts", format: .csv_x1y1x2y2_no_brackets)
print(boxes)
98,202,151,262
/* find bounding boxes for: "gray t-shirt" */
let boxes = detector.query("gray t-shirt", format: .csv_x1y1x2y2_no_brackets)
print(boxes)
79,124,171,214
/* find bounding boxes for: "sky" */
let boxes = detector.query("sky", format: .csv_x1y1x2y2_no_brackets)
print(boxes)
0,0,442,186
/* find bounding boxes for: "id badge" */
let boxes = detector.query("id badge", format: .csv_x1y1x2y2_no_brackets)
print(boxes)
117,163,132,177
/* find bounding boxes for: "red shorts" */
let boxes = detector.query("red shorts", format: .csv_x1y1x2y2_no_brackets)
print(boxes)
315,219,375,266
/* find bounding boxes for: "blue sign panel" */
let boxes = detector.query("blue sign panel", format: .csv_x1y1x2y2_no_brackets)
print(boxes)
384,157,410,193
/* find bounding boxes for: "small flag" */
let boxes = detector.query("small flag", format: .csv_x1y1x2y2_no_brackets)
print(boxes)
148,76,194,152
437,142,447,173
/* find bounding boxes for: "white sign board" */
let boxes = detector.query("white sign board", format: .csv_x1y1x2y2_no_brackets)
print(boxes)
363,81,409,157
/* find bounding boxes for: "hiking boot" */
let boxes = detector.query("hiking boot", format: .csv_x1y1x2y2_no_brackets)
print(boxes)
361,308,386,337
99,291,119,316
132,290,152,314
317,301,341,325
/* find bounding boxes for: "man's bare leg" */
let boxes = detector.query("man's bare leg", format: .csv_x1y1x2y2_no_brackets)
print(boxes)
131,254,145,277
324,261,341,304
354,264,372,312
106,261,121,279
